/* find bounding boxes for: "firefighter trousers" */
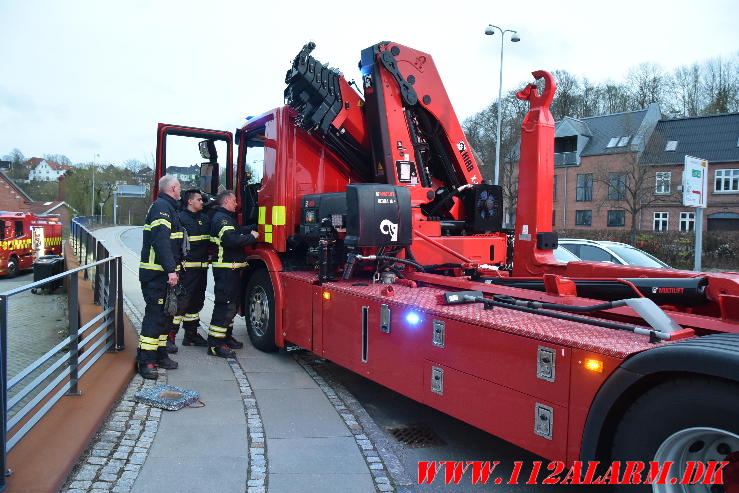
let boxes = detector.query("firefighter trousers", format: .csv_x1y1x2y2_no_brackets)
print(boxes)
138,276,170,364
168,267,208,335
208,268,243,345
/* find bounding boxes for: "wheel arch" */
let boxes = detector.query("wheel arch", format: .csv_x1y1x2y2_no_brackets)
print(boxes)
581,333,739,462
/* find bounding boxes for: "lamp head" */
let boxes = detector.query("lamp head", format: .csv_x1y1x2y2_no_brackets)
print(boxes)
511,32,521,42
485,25,494,35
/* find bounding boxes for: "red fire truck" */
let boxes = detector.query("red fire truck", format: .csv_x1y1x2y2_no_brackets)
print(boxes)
0,211,62,277
154,42,739,489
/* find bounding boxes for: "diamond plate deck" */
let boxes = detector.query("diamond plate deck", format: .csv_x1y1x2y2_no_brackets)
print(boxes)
281,271,680,359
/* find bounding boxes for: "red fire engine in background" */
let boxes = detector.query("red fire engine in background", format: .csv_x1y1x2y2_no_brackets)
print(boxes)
154,41,739,490
0,211,62,277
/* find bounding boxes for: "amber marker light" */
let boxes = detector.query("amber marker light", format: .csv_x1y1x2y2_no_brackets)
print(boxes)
322,291,331,301
583,359,603,373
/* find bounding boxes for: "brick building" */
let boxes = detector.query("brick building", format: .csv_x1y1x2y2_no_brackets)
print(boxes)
0,171,75,231
552,106,739,232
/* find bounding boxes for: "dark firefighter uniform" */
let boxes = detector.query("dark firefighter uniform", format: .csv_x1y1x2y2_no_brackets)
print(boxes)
167,207,210,348
208,205,256,356
138,193,183,371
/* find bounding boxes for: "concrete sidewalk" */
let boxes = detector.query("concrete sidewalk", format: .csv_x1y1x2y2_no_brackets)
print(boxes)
63,226,391,493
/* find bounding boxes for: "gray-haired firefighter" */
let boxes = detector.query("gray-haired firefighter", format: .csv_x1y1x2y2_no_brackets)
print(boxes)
138,174,183,379
166,189,210,352
207,190,259,358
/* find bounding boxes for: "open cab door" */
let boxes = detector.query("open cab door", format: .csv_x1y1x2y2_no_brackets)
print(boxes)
154,123,234,199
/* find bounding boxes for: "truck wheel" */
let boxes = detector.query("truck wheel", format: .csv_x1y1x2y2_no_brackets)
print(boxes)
7,256,19,278
244,269,278,352
611,377,739,492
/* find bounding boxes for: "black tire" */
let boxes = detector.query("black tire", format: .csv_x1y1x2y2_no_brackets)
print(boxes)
7,256,19,278
244,269,278,352
611,377,739,492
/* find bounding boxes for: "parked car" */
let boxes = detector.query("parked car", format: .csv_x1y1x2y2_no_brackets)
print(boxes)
558,239,670,268
553,245,581,263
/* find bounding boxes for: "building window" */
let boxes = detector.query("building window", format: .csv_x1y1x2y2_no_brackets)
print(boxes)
553,175,558,202
608,173,626,200
607,210,625,227
665,140,678,151
715,169,739,192
680,211,695,231
653,212,669,231
655,171,671,194
554,136,577,153
552,210,556,226
575,210,592,226
576,174,592,202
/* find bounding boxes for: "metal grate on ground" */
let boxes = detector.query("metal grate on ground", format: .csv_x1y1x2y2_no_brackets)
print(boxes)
386,424,445,448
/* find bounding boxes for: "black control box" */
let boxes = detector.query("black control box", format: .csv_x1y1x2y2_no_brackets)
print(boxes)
345,184,412,248
461,184,503,232
299,192,347,238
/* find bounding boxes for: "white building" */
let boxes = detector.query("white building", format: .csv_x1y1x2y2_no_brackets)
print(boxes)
27,158,71,182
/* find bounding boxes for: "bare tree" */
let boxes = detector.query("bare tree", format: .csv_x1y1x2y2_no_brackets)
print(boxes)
627,63,666,110
592,149,673,244
702,56,739,114
43,154,72,166
549,70,581,120
670,63,703,117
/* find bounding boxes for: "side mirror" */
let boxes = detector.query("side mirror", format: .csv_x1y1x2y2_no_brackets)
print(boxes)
200,163,214,195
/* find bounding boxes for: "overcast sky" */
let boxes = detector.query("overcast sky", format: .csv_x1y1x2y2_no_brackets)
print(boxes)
1,0,737,167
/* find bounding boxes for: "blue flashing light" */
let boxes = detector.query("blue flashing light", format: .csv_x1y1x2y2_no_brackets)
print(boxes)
405,312,421,325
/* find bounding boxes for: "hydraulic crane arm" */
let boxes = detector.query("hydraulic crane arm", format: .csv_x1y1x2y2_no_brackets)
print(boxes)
285,41,485,209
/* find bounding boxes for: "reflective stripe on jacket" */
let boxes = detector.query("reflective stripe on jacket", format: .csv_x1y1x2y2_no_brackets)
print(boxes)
139,193,182,275
209,206,256,267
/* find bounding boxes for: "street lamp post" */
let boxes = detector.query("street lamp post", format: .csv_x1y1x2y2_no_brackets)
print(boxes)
485,24,520,186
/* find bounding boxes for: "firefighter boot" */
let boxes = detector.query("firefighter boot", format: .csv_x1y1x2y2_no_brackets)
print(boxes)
136,349,159,380
166,331,178,354
182,321,208,347
208,344,236,358
225,324,244,349
138,363,158,380
156,347,179,370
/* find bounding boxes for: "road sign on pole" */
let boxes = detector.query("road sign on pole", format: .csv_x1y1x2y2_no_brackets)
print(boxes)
683,156,708,271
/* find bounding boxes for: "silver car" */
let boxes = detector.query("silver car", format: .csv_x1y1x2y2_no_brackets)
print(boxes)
558,239,670,268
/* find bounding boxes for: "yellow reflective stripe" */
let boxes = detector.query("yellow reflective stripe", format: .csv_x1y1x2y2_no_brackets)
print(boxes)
172,316,183,323
183,261,208,268
139,262,181,271
183,313,199,321
149,246,155,264
170,232,184,239
218,225,235,239
150,218,172,229
211,262,248,268
258,207,266,225
139,262,164,271
264,233,273,243
272,206,286,226
264,224,273,233
138,335,159,350
158,334,167,347
188,235,210,241
208,324,227,337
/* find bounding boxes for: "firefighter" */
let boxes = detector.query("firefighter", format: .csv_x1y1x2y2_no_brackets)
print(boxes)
166,189,210,352
207,190,258,357
138,174,183,379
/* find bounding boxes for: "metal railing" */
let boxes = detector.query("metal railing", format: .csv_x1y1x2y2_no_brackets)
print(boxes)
0,218,124,491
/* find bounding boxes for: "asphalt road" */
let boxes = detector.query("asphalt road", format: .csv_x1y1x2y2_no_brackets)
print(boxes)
115,226,577,491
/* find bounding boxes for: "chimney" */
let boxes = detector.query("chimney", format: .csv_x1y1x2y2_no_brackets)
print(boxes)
58,174,65,201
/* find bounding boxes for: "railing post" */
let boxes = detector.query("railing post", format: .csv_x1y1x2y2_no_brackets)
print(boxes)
93,242,102,305
67,273,81,396
0,294,8,491
115,258,124,351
